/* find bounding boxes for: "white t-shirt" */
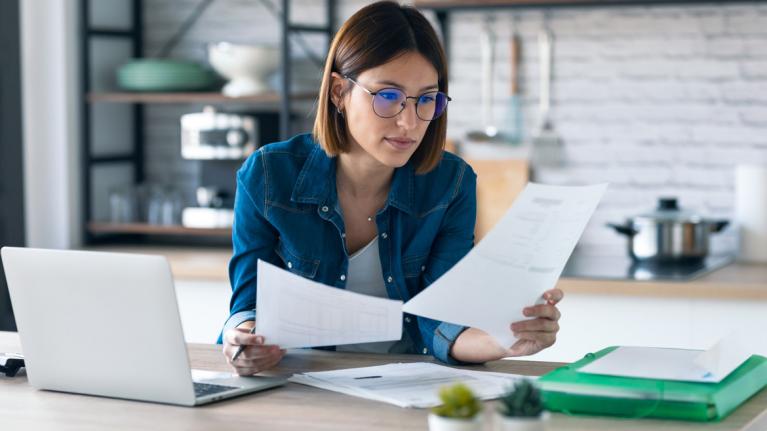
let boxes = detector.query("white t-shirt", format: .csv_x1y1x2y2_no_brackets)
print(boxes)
336,237,404,353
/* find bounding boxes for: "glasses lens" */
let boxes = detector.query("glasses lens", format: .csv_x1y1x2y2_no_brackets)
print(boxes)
416,92,448,121
372,89,406,118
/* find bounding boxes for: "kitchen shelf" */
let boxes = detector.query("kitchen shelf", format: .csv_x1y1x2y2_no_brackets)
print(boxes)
87,222,232,238
80,0,335,247
86,91,317,104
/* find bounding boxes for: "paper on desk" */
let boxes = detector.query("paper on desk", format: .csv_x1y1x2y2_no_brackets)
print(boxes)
694,331,756,382
578,336,756,383
289,362,530,408
403,183,607,348
256,259,403,349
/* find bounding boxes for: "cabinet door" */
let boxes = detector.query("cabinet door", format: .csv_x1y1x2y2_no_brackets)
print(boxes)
522,293,694,363
0,0,24,331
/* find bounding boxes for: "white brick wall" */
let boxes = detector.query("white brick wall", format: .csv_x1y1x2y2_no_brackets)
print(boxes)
142,0,767,254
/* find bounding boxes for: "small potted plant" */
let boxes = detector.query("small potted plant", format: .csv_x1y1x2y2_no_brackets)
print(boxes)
495,379,549,431
428,383,484,431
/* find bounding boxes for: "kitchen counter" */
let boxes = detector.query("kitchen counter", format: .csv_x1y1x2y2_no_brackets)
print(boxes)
87,245,767,300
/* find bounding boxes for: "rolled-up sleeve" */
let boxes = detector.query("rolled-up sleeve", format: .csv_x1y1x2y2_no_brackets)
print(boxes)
416,162,478,364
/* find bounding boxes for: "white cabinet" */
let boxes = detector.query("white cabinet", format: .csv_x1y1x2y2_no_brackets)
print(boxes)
521,291,767,363
174,280,231,344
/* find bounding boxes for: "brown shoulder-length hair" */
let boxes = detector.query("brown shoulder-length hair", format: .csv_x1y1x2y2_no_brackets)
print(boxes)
312,1,449,174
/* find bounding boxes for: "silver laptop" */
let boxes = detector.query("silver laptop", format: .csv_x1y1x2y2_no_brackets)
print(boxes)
0,247,284,406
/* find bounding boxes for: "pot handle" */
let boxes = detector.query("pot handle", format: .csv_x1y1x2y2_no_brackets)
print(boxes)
711,220,730,233
607,223,637,237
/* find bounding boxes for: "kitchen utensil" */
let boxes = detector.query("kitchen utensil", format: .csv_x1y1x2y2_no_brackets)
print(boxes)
208,42,280,97
466,20,513,145
117,59,217,92
502,30,523,145
607,198,730,263
530,28,564,168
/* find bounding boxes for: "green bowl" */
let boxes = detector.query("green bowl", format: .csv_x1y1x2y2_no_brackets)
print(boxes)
117,59,217,92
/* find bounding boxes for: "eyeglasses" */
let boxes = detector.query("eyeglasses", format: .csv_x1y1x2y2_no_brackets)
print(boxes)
344,76,451,121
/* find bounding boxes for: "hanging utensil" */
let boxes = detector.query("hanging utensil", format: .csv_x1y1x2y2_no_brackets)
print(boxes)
466,19,511,144
530,27,564,169
502,29,523,145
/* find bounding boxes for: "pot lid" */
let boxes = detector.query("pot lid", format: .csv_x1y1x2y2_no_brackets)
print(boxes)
631,198,704,223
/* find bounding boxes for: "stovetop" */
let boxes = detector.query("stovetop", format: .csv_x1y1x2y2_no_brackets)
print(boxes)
561,252,734,282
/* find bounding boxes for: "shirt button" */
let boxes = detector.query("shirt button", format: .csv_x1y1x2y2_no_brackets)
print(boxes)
287,262,293,269
387,276,393,283
341,233,346,238
422,348,428,354
340,274,346,281
405,317,411,323
321,206,329,212
421,265,426,272
381,232,388,239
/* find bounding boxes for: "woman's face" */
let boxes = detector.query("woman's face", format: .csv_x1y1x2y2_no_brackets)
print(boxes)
331,51,439,169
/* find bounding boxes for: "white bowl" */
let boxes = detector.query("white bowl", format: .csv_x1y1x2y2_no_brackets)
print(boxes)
208,42,279,97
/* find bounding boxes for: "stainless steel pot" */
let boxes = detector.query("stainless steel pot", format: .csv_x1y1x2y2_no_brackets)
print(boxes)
607,198,729,263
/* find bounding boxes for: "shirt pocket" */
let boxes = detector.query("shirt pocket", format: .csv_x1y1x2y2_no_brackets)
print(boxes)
275,239,320,279
402,254,428,279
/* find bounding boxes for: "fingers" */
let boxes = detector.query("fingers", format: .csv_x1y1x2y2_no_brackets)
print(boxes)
542,289,564,305
225,346,285,376
516,330,556,347
222,326,285,376
522,303,561,321
224,328,262,347
511,318,559,334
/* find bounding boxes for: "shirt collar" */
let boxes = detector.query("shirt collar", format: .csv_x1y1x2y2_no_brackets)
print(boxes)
291,144,415,216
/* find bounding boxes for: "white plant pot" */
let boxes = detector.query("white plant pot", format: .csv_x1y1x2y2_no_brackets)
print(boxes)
494,412,550,431
427,413,483,431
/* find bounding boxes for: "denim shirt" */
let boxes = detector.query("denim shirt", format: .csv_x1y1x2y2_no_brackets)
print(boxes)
220,133,477,364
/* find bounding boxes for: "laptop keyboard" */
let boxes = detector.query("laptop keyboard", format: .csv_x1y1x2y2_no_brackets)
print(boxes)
194,382,239,398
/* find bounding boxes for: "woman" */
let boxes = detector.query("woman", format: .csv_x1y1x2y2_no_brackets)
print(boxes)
221,1,562,375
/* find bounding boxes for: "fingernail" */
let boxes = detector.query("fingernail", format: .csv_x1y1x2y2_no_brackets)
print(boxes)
256,336,264,344
523,308,532,316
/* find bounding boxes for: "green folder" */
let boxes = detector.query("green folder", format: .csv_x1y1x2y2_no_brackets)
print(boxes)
539,346,767,421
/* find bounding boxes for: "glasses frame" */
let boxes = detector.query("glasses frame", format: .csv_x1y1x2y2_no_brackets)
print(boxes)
343,75,452,121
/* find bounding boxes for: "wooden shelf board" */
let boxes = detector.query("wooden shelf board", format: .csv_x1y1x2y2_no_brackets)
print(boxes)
86,91,316,104
88,222,231,237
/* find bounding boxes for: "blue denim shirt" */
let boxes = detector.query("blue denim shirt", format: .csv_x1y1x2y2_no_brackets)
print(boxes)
220,133,477,364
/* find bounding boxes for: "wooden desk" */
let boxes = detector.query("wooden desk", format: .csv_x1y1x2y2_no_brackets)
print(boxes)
1,332,765,430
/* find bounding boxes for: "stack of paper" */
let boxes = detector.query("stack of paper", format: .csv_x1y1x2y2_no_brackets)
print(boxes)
578,332,757,383
289,362,530,408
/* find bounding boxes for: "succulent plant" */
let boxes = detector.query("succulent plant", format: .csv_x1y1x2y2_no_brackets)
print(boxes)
498,379,544,418
431,383,482,419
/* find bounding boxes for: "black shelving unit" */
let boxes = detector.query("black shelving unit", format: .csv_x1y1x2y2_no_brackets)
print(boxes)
81,0,145,245
79,0,336,246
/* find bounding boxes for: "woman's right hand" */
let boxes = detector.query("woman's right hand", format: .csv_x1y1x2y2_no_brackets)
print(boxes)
222,321,286,376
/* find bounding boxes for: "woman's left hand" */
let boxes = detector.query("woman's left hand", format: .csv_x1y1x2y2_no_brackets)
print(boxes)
505,288,563,357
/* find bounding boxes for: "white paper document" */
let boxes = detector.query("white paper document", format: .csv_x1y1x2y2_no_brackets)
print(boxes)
578,341,755,383
403,183,607,348
289,362,529,408
256,259,403,349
